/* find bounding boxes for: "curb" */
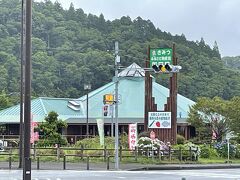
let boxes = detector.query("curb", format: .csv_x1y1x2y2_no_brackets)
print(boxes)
128,164,240,171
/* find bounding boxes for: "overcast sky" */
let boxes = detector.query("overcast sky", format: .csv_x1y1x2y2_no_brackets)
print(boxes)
37,0,240,57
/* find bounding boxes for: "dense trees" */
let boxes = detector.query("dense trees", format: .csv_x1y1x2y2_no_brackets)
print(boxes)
0,0,239,109
188,97,228,142
188,97,240,142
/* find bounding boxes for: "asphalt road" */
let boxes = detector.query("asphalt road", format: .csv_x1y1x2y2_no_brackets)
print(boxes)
1,169,240,180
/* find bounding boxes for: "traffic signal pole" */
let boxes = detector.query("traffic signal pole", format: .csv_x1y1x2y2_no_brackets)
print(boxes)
114,41,119,170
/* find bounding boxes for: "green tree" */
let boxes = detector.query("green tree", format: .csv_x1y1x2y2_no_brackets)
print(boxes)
0,91,11,110
226,97,240,138
187,97,229,142
0,0,240,102
36,111,68,146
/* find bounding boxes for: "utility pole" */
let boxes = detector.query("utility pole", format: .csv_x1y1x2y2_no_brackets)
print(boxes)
84,84,91,138
111,104,114,137
19,0,25,169
114,41,120,170
23,0,32,179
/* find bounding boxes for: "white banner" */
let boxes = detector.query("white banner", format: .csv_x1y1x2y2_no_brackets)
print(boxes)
128,123,137,150
96,119,104,146
148,112,171,128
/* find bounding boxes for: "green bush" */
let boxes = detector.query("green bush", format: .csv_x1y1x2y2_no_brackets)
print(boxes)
173,142,200,161
177,134,185,144
138,131,151,138
235,144,240,158
199,145,218,158
119,132,129,148
209,147,219,158
74,136,118,156
199,145,210,158
215,142,236,158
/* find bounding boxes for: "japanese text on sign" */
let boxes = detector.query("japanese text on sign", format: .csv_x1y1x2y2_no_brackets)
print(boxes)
148,112,171,129
128,123,137,150
150,48,172,67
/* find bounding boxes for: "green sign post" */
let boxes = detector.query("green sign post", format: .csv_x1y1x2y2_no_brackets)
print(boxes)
150,48,172,67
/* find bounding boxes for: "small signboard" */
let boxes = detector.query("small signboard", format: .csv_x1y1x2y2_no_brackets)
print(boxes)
128,123,137,150
148,112,171,128
150,48,172,67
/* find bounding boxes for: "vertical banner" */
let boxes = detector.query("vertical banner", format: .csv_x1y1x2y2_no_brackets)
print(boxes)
30,118,39,144
96,118,104,146
128,123,137,150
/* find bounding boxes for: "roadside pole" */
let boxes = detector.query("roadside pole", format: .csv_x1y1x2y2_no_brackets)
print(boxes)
227,138,230,163
23,0,32,179
19,0,25,169
114,41,120,170
111,104,114,137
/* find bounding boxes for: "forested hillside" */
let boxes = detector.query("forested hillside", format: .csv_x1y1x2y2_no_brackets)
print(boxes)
0,0,240,107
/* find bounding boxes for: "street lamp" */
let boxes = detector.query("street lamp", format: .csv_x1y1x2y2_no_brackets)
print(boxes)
84,84,91,138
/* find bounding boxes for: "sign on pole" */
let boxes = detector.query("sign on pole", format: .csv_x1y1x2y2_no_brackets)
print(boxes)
128,123,137,150
148,112,171,128
150,48,172,67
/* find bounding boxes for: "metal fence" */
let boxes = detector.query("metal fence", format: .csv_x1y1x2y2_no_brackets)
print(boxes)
0,146,198,170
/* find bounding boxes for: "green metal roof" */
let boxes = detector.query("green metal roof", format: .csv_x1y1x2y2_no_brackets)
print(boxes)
0,63,195,124
78,63,195,123
79,77,194,120
0,97,83,123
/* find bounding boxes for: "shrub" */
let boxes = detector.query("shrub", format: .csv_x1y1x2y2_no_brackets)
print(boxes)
199,145,210,158
177,134,185,144
119,132,129,148
235,144,240,158
137,137,170,156
138,131,151,138
214,141,236,158
173,142,200,161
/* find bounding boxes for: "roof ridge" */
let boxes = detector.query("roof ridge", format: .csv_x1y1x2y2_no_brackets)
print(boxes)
39,97,77,100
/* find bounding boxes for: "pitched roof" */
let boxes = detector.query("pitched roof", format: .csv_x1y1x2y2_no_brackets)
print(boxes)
118,63,145,77
0,63,195,124
0,97,83,123
78,63,195,122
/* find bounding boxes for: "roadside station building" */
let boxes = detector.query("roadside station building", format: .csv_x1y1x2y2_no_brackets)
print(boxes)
0,63,195,143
